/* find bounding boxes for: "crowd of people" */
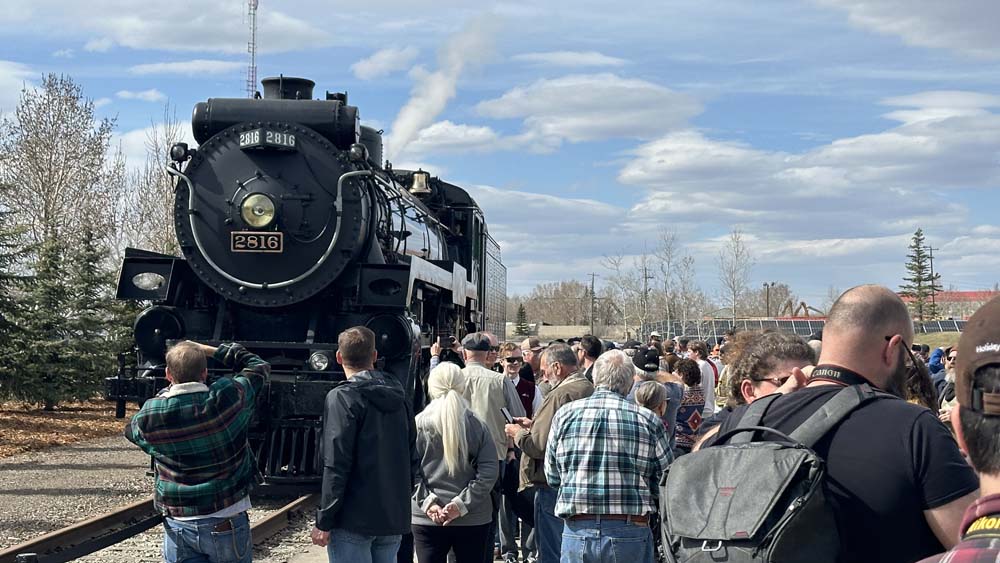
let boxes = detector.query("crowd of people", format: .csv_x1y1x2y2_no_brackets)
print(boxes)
125,284,1000,563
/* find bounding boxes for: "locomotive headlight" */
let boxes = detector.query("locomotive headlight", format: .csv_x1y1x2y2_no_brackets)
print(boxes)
240,193,276,228
308,351,331,371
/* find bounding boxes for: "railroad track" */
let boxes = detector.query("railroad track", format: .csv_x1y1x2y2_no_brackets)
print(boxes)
0,494,318,563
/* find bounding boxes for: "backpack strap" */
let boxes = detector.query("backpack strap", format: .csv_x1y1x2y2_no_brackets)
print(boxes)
728,393,782,444
788,384,878,448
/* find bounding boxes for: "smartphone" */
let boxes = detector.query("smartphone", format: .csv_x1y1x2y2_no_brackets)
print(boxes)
501,407,514,424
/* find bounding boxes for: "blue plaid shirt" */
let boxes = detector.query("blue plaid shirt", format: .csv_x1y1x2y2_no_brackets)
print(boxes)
545,387,672,518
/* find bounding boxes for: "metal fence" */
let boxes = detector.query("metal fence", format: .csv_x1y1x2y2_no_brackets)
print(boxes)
640,318,966,343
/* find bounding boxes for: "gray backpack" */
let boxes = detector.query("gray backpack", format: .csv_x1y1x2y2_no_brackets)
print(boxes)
659,384,880,563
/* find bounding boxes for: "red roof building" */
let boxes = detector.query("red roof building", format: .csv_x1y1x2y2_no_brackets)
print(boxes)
899,290,1000,319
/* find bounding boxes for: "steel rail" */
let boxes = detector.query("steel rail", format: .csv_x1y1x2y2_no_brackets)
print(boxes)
0,496,161,563
0,494,318,563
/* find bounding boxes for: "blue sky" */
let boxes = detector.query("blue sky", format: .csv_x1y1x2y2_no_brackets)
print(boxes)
1,0,999,305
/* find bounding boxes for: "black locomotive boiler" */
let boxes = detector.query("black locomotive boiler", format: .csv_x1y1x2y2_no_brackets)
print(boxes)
107,76,506,490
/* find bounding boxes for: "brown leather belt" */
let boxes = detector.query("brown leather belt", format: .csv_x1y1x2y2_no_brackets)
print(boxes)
213,519,234,532
567,514,649,525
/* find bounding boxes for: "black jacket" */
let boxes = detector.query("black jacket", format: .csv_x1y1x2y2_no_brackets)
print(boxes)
316,370,417,535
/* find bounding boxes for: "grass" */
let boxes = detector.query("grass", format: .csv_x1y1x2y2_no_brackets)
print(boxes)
0,400,137,458
913,332,961,350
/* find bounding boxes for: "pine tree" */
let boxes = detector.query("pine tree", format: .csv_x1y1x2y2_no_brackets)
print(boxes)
10,234,73,409
900,228,942,321
514,304,530,336
0,209,30,393
66,226,117,400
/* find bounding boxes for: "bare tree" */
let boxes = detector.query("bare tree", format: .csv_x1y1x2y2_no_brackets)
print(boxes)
717,227,754,321
744,282,796,317
116,104,184,257
0,75,119,247
653,231,680,327
821,285,842,314
522,280,590,325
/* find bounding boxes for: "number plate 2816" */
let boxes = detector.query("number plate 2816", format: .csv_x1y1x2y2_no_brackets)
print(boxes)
231,231,283,253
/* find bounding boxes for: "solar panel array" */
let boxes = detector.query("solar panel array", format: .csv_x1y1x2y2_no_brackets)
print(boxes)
640,318,966,343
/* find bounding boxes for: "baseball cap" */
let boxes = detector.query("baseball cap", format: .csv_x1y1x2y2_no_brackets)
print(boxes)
520,337,544,352
650,331,662,339
461,332,492,352
633,345,660,373
954,296,1000,415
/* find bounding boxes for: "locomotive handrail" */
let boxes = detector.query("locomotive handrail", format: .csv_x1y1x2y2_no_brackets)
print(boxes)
167,164,372,290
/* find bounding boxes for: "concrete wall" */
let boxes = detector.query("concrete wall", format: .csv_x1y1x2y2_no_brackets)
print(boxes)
534,325,628,341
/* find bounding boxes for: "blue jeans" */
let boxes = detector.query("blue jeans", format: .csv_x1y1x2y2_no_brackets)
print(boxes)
559,518,654,563
534,486,563,563
325,528,401,563
163,512,252,563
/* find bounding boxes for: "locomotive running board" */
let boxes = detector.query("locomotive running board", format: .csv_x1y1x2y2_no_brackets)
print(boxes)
359,257,476,308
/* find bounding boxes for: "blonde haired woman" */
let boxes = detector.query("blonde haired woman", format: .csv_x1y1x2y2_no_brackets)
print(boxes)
412,362,499,563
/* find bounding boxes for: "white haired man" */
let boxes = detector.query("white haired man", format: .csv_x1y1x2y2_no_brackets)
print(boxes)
544,349,672,563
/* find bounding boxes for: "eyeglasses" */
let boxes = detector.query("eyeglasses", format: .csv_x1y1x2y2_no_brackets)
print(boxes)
504,357,522,364
753,375,790,387
947,355,958,362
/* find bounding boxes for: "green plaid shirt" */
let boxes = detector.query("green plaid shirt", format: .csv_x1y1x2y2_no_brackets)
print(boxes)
545,387,672,518
124,343,270,517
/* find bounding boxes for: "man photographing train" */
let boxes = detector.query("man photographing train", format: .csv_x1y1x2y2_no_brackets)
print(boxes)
125,340,270,563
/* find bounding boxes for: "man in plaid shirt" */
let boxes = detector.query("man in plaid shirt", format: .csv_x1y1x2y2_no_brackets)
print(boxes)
545,349,671,563
126,341,269,563
919,297,1000,563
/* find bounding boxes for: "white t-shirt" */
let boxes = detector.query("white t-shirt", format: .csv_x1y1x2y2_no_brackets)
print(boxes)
696,359,717,416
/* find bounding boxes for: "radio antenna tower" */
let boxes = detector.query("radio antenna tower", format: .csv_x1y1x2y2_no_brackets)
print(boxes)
245,0,259,97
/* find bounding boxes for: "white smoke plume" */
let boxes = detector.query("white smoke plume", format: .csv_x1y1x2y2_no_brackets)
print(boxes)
386,14,499,161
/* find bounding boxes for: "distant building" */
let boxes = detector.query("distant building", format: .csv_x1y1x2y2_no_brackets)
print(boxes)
900,290,1000,320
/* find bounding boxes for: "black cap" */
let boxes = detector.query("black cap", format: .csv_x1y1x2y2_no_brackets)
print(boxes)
633,345,660,373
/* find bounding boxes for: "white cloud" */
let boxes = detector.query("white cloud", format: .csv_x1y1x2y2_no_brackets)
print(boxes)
386,15,500,159
129,59,244,76
52,48,74,58
621,90,1000,216
882,91,1000,110
816,0,1000,59
511,51,627,67
116,89,167,102
351,46,420,80
14,2,328,55
406,121,505,155
0,60,34,112
476,74,702,146
467,183,631,288
84,37,114,52
93,97,112,108
615,91,1000,244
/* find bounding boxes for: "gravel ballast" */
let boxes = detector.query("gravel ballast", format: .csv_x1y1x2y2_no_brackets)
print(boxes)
0,434,319,562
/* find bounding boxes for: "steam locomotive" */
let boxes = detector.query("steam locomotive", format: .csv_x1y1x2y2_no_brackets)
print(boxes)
107,76,506,490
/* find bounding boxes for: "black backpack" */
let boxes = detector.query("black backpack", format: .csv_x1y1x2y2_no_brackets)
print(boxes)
658,384,882,563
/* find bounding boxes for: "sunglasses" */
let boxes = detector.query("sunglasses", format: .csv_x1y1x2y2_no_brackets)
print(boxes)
490,346,500,352
885,335,920,369
947,355,958,361
504,357,522,364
